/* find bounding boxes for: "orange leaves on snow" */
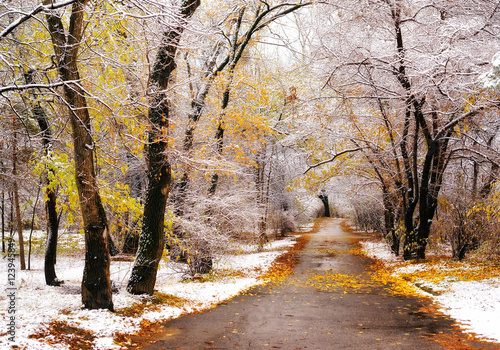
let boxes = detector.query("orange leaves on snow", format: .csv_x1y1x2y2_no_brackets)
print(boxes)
29,320,96,350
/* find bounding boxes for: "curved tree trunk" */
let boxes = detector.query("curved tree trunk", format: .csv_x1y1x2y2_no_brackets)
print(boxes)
127,0,200,295
127,93,172,294
46,0,113,310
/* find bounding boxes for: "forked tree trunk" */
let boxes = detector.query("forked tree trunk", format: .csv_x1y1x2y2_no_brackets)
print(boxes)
127,0,200,295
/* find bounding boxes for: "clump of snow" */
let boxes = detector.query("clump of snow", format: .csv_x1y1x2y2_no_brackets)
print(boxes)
361,241,401,263
394,263,428,274
480,51,500,90
1,236,296,349
360,239,500,343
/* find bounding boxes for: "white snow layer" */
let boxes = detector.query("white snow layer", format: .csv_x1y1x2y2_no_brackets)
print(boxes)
361,240,500,343
1,237,294,349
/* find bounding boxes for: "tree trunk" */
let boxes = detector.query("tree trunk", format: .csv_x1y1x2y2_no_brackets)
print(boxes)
1,191,4,253
480,163,499,198
208,121,225,195
127,0,200,295
44,181,61,285
28,187,41,270
35,106,62,285
318,192,331,218
107,233,120,256
46,0,113,310
12,121,26,270
383,192,400,256
24,69,63,286
127,94,172,294
256,147,269,247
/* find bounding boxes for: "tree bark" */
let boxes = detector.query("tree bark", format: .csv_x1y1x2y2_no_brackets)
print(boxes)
46,0,113,309
127,0,200,295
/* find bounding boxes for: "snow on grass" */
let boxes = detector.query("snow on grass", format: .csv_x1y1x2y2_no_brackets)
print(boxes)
359,241,400,263
360,239,500,343
1,236,295,349
435,279,500,343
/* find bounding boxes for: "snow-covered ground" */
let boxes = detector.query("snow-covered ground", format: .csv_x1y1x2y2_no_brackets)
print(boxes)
1,234,295,350
361,240,500,343
3,229,499,349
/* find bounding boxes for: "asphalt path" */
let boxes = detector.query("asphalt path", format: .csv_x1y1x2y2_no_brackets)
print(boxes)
132,218,497,349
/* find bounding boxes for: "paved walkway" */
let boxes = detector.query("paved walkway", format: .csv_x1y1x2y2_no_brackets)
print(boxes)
132,219,496,349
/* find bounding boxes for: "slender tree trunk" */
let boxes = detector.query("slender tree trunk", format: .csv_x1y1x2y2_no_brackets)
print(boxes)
9,192,13,238
382,192,400,256
208,120,225,195
24,69,63,285
107,233,119,256
12,120,26,270
208,76,234,195
480,127,500,198
127,0,200,295
28,186,41,270
46,0,113,309
1,191,4,253
35,108,62,284
256,146,271,247
208,8,245,196
480,163,499,198
44,180,61,285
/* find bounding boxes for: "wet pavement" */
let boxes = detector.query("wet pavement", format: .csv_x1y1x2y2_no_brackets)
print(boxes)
130,219,497,349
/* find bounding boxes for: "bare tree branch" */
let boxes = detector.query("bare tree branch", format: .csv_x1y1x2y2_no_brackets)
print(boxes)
304,147,363,174
0,0,78,39
0,81,79,94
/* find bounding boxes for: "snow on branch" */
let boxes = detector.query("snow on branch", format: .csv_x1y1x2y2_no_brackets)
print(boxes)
0,80,79,94
304,147,362,174
0,0,77,39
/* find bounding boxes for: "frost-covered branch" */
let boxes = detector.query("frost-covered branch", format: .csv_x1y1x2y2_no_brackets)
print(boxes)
304,148,363,174
0,81,79,94
0,0,78,39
